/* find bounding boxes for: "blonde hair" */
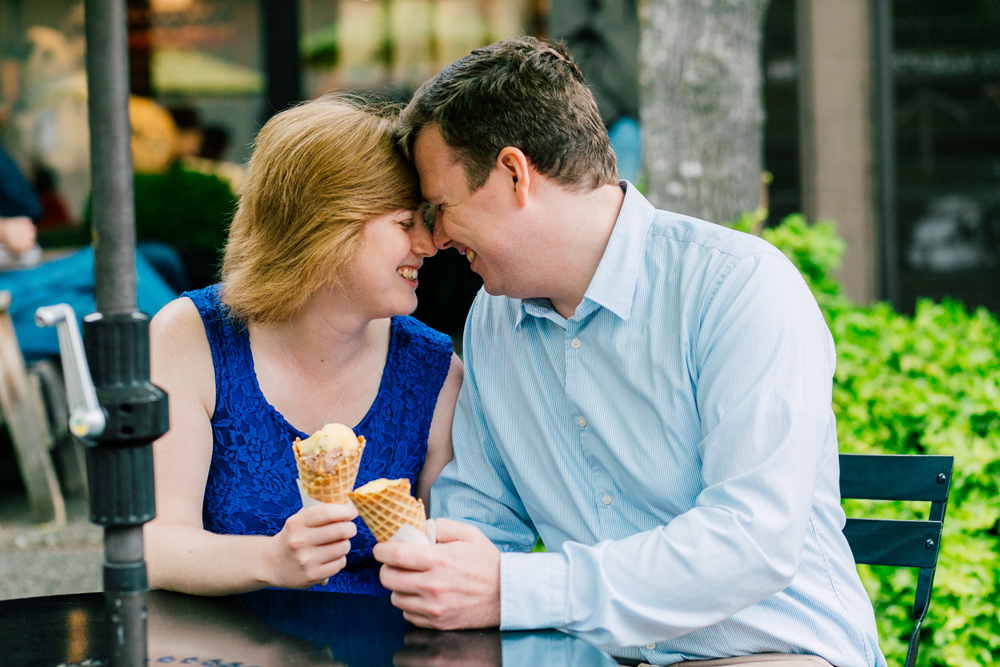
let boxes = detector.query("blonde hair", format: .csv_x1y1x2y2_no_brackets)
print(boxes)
220,95,421,323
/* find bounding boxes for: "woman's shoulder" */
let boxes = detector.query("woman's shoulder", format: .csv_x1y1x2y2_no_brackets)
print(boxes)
150,295,216,414
392,315,454,355
180,283,223,316
151,293,207,341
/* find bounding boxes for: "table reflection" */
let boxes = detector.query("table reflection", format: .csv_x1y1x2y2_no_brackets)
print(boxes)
0,589,621,666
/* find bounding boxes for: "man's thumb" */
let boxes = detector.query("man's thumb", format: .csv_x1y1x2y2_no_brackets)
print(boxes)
432,517,482,543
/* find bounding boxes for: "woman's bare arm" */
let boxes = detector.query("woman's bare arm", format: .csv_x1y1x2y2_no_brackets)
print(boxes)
416,353,463,510
144,298,356,595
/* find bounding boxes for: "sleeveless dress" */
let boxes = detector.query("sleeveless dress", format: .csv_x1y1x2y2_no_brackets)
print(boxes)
183,284,453,595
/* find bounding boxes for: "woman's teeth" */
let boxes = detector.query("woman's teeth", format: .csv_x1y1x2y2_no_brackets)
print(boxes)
397,267,418,280
467,250,476,263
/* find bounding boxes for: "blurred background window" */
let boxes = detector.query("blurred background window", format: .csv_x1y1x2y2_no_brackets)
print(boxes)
301,0,532,100
1,0,996,323
892,1,1000,315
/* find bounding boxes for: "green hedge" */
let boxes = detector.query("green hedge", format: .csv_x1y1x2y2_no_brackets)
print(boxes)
732,212,1000,667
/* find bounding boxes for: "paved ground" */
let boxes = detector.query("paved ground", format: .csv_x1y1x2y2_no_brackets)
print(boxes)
0,493,103,600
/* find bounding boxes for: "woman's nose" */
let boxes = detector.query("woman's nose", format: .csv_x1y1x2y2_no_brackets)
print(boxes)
411,221,438,257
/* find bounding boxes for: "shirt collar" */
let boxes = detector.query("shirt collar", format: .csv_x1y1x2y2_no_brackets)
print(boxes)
516,181,654,326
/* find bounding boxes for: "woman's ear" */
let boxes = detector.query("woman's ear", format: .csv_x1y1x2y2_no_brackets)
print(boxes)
496,147,531,207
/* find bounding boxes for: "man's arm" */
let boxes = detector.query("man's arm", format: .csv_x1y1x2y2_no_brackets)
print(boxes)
497,253,836,645
375,297,538,628
378,254,835,642
429,362,540,551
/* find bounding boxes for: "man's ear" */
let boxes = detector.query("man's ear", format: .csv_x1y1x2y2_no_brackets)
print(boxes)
496,147,531,207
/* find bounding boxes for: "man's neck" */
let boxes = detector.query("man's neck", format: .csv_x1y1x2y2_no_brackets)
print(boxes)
545,183,626,319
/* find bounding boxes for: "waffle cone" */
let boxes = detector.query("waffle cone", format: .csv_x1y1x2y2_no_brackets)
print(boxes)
349,478,427,542
293,437,366,504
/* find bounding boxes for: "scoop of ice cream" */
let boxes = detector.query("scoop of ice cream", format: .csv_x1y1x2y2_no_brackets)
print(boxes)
297,423,361,456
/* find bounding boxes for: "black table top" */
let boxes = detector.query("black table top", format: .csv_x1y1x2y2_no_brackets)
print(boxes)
0,589,625,667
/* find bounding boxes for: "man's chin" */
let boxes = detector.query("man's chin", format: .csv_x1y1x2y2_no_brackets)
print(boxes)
480,280,506,298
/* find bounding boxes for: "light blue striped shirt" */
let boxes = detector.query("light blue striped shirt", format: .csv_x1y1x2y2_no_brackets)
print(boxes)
431,183,886,667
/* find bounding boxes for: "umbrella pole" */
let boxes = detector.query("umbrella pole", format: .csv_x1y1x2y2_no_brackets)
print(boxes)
83,2,168,666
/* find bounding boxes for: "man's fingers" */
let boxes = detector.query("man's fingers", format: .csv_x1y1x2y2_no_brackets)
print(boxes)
380,563,436,595
402,610,440,630
300,503,358,527
373,541,436,570
431,518,485,543
390,589,426,612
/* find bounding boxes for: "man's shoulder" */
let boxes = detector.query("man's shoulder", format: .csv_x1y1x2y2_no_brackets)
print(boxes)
647,208,785,264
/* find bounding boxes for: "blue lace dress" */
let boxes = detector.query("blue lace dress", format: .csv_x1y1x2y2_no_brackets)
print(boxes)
183,284,453,595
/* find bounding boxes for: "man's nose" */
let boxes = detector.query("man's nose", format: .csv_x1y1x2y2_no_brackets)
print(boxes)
432,222,453,251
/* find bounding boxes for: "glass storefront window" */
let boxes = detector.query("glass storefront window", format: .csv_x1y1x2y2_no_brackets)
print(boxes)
300,0,532,100
893,2,1000,314
0,0,543,295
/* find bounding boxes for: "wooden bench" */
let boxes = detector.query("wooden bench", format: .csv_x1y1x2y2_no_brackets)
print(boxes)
840,453,954,667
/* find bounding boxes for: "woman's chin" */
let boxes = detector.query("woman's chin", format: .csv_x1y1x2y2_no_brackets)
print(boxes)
380,295,419,318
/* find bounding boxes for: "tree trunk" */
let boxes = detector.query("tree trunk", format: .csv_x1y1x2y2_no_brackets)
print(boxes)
639,0,770,224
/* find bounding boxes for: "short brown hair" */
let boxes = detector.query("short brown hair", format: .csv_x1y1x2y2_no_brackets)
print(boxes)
221,95,420,324
398,37,618,192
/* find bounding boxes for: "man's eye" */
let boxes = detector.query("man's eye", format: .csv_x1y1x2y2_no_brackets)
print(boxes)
420,202,436,232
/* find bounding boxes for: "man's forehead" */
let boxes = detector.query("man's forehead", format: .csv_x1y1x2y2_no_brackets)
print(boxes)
414,124,452,165
414,124,464,198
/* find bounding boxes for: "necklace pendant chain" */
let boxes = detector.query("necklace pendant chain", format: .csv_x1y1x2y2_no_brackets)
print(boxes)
277,326,369,428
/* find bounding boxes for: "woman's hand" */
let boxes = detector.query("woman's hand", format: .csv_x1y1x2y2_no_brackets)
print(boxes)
267,503,359,589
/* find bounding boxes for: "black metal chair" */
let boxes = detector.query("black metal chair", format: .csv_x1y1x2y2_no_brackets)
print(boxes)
840,453,954,667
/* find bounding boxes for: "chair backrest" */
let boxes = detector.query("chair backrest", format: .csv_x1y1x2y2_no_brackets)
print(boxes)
839,453,954,667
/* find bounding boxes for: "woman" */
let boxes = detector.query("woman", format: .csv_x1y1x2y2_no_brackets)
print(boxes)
145,96,462,596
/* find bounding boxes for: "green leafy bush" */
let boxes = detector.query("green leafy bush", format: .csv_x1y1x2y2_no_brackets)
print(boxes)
59,164,236,253
739,214,1000,667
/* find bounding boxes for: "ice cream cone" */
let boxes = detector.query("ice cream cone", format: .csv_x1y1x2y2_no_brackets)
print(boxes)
292,424,366,504
349,478,427,542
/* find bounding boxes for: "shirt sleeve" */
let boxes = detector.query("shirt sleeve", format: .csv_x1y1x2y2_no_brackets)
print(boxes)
430,297,540,554
498,252,838,646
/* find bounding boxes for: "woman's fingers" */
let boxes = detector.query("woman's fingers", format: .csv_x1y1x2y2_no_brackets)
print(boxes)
313,537,353,562
300,503,358,527
297,540,352,585
305,555,347,586
305,518,357,546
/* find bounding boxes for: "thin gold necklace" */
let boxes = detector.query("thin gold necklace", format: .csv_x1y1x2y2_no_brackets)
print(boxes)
277,325,369,427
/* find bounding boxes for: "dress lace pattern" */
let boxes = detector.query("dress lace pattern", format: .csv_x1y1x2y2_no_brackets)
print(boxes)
183,284,453,595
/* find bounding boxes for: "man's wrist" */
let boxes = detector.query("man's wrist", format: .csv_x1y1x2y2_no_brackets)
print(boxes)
499,550,569,631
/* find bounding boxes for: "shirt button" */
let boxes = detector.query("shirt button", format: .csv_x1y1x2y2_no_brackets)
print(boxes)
601,494,612,506
570,338,581,349
646,643,656,650
577,416,587,428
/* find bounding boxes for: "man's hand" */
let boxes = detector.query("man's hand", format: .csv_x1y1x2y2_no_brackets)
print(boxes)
374,518,501,630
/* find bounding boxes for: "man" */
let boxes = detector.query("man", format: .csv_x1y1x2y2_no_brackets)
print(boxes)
375,37,886,667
